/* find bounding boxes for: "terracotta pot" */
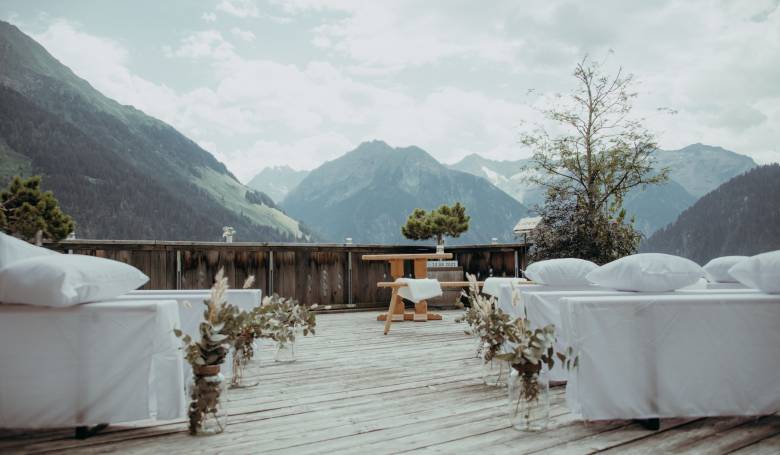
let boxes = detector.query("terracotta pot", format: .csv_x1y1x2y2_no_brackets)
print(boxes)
194,365,221,376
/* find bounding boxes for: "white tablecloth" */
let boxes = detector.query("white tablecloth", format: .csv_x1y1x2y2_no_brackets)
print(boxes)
482,277,527,297
561,293,780,420
507,286,760,381
0,299,185,428
118,289,262,380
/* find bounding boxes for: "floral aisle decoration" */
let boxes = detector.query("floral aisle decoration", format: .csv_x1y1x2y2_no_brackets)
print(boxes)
455,274,517,386
495,319,577,432
173,268,234,435
258,294,317,362
219,275,270,389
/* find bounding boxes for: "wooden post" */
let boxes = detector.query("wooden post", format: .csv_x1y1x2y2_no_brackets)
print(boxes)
413,258,428,321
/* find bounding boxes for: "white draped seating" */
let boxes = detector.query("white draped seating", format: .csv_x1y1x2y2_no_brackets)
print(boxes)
0,299,186,429
561,292,780,420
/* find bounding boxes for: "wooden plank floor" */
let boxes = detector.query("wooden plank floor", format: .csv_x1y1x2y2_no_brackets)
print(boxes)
1,310,778,454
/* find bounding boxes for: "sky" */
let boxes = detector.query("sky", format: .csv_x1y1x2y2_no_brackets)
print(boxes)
2,0,779,182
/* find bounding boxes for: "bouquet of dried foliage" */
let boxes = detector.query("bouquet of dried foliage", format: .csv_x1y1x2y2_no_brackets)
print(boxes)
258,294,317,345
173,268,234,434
455,274,518,362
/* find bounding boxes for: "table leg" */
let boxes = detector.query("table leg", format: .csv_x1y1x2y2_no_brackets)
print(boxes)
384,288,399,335
414,300,428,321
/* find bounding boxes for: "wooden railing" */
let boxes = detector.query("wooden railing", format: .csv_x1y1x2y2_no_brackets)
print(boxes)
47,240,530,309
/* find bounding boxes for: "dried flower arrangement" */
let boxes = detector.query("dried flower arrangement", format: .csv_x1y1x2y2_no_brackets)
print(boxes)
258,294,317,346
455,274,516,363
173,268,234,435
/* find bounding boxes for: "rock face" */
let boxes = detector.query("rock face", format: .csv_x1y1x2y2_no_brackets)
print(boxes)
642,164,780,264
282,140,528,244
248,166,310,204
450,144,757,236
0,21,305,241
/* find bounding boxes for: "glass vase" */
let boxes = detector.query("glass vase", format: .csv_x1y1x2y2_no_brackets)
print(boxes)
507,368,550,432
230,342,259,389
482,358,507,387
274,340,296,363
187,371,228,436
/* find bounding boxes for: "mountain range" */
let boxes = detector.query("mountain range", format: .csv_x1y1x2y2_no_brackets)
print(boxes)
0,21,305,242
642,164,780,263
447,144,757,236
282,140,528,244
250,143,757,238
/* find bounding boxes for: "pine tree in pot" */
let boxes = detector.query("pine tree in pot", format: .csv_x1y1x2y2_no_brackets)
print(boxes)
401,202,470,253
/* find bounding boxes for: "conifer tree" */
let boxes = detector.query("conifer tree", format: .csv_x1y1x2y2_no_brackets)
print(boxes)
401,202,470,246
0,176,74,244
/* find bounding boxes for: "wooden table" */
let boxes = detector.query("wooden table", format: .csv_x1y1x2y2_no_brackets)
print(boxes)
362,253,453,327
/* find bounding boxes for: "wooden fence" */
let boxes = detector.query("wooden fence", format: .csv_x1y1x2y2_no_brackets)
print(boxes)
48,240,530,309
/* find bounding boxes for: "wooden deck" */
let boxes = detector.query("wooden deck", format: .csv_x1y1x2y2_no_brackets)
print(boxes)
2,310,778,454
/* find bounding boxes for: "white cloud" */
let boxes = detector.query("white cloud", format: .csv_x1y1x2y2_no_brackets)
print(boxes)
164,30,235,60
24,0,780,187
230,27,256,42
216,0,260,18
201,12,217,22
32,20,181,125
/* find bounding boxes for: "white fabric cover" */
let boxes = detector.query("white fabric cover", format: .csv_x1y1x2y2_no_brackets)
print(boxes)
396,278,442,303
482,277,527,297
506,286,759,382
116,289,262,380
0,232,57,269
0,254,149,307
729,250,780,294
0,299,185,428
525,258,598,286
561,293,780,420
703,256,748,283
586,253,703,292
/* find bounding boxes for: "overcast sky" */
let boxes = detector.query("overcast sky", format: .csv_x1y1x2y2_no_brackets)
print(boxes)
3,0,779,182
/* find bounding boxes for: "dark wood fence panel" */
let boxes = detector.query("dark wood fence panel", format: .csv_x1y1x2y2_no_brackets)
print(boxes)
48,241,529,308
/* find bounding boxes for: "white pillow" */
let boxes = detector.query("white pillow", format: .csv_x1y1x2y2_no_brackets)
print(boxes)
0,232,58,269
703,256,748,283
728,251,780,294
0,254,149,307
525,258,598,286
586,253,704,292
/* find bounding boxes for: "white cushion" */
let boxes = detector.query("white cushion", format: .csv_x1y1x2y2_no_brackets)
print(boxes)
728,251,780,294
586,253,704,292
525,258,598,286
0,255,149,307
703,256,748,283
0,232,58,269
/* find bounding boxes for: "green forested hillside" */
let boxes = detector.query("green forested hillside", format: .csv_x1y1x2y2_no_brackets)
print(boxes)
641,164,780,263
0,20,305,241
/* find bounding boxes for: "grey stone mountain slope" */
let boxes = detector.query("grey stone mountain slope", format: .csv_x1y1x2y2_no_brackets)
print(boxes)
448,154,546,207
449,144,756,236
0,20,305,241
282,141,528,244
248,166,310,203
654,143,757,198
641,164,780,264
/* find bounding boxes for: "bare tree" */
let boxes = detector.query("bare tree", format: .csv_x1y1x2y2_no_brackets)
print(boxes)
523,58,669,263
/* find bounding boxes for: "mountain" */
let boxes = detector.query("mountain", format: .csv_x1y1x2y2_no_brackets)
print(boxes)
622,180,697,235
0,21,306,241
247,166,310,203
450,144,756,236
641,164,780,264
654,143,757,198
449,154,546,207
282,141,528,244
